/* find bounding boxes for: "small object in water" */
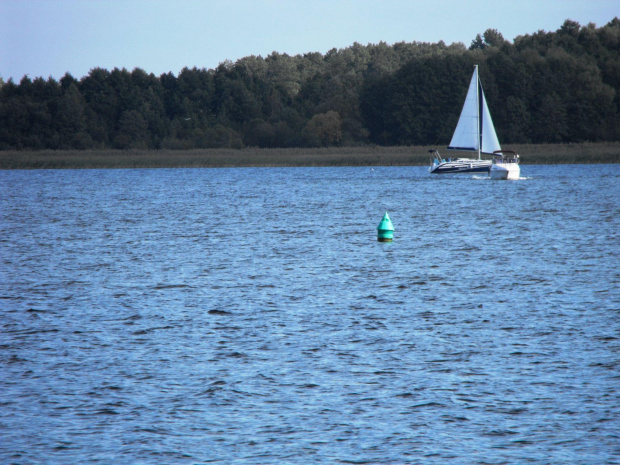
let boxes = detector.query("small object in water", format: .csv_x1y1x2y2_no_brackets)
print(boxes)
377,212,394,242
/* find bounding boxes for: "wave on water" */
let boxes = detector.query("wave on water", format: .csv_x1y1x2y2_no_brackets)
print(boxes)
1,164,618,465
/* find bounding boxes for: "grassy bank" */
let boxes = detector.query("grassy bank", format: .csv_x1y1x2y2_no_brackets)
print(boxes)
1,142,619,169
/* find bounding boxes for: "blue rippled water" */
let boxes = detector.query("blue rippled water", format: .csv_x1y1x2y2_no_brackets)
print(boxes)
1,164,619,464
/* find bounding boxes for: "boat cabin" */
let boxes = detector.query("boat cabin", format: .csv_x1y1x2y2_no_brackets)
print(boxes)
492,150,520,164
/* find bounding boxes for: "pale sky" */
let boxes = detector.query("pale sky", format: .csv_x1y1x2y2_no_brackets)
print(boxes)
1,0,617,82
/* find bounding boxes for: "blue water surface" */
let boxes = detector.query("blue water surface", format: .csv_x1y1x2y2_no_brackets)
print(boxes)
1,164,619,464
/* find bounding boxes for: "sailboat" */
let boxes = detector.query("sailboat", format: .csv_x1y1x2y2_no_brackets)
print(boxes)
430,65,518,177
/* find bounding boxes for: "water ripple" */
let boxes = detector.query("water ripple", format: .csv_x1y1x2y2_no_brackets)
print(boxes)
0,165,619,464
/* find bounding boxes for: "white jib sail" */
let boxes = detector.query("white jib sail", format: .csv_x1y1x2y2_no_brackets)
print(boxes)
479,86,501,154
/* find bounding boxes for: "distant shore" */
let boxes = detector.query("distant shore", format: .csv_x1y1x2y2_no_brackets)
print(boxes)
1,142,619,169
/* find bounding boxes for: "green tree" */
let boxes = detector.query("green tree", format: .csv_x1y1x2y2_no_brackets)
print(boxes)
501,96,531,143
531,93,568,143
114,109,149,149
303,110,342,146
79,68,117,145
55,81,91,148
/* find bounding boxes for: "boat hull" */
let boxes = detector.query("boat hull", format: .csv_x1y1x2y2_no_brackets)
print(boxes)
490,163,520,180
429,159,491,174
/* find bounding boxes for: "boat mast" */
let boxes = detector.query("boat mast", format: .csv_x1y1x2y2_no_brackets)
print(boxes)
475,65,480,160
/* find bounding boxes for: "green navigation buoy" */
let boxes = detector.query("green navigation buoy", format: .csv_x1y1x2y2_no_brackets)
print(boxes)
377,212,394,242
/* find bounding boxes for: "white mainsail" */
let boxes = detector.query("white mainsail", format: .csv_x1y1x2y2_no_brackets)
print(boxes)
447,65,501,159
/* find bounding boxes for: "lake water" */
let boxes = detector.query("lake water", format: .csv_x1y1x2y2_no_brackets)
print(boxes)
1,164,619,464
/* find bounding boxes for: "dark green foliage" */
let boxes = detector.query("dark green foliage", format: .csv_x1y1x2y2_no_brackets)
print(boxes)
362,54,475,145
1,18,619,150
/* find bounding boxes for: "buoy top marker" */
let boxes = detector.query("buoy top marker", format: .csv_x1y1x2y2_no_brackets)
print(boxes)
377,212,394,242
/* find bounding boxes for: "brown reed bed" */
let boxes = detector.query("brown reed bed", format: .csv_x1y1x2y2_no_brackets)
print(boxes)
1,142,618,169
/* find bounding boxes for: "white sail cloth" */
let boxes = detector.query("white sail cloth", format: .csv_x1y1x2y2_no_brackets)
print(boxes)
447,66,501,156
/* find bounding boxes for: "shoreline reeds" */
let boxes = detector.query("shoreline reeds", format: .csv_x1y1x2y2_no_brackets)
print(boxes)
1,142,619,170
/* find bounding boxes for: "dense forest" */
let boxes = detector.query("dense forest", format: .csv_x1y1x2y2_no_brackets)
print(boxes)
1,18,619,151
